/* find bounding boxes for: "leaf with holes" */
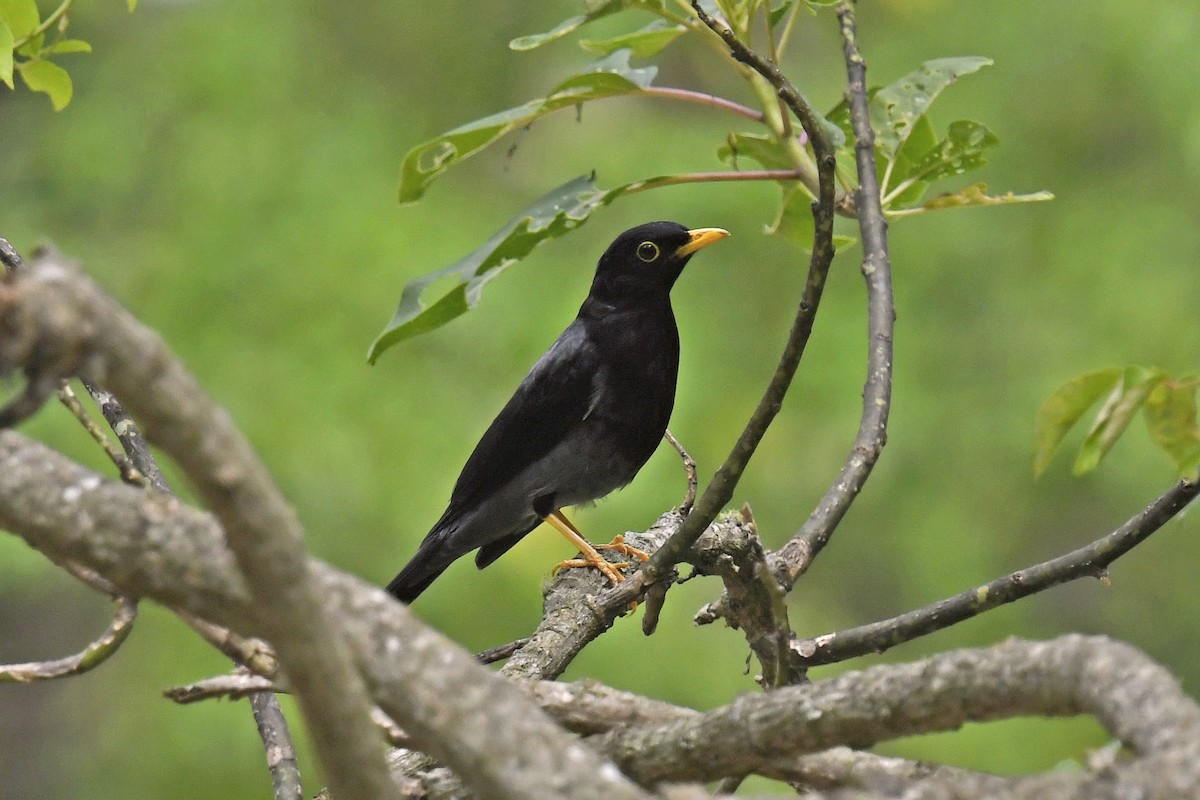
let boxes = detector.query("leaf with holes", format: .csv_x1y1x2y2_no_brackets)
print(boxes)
870,57,992,159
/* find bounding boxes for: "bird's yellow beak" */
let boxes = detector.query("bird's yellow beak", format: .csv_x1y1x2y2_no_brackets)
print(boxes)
675,227,730,258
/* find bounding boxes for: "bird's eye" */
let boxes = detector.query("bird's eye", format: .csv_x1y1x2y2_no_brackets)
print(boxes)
636,241,660,263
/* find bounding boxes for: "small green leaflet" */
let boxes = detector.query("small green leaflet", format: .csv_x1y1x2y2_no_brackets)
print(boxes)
1143,378,1200,476
0,19,13,89
370,173,675,363
17,58,72,110
0,0,40,41
398,51,655,204
1034,368,1123,476
1074,366,1166,475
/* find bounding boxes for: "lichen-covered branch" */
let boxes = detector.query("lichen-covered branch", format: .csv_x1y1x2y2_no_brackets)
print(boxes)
0,429,650,800
0,251,398,799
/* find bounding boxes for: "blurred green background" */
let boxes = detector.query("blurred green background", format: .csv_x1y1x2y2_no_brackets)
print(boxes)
2,0,1198,796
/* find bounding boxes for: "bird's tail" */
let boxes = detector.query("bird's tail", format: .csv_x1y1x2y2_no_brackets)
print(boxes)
386,557,446,604
386,514,458,603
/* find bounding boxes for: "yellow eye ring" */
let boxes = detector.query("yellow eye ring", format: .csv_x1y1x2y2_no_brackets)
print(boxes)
636,241,660,262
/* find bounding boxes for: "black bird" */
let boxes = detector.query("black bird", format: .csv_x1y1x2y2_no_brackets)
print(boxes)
387,221,729,603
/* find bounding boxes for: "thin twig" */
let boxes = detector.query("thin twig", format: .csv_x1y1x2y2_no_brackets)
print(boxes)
165,671,280,704
475,638,530,665
56,382,147,486
643,86,765,122
83,383,172,492
179,613,280,678
600,0,839,611
792,478,1200,668
251,690,304,800
0,593,137,682
773,0,895,589
0,235,22,272
663,428,697,515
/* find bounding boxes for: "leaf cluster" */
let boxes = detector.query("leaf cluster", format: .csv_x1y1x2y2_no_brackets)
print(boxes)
1035,366,1200,478
0,0,136,111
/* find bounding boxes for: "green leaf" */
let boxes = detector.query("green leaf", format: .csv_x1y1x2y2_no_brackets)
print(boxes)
920,182,1055,212
128,0,138,10
886,120,999,207
17,58,73,110
716,0,753,33
1143,378,1200,473
766,184,854,253
766,185,814,251
1074,366,1167,475
510,1,668,51
398,51,655,204
871,56,993,159
580,19,685,58
767,1,796,27
718,132,793,171
881,113,937,205
372,172,677,362
0,0,39,40
0,19,13,89
1033,368,1122,476
44,38,91,55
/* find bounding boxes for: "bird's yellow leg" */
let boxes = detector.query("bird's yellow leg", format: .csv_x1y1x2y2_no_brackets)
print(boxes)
543,510,626,586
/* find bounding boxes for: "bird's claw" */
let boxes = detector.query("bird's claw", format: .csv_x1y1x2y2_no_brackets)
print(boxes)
552,556,627,585
594,534,650,562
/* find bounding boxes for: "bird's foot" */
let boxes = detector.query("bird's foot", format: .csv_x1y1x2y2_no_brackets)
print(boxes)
593,534,650,562
553,554,627,586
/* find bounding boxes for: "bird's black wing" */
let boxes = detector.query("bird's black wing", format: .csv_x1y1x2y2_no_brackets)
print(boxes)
447,319,598,509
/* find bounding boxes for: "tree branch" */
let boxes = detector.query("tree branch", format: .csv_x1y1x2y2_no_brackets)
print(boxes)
599,635,1200,797
773,0,895,587
792,476,1200,667
0,591,136,682
3,239,301,800
0,429,651,800
0,252,399,799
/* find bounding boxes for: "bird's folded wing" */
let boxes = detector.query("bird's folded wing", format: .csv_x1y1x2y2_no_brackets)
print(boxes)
447,321,599,508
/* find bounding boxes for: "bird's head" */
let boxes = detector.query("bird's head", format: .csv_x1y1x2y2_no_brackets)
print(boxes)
588,221,729,304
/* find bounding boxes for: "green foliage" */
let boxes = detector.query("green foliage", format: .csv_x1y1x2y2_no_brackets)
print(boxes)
1034,366,1200,478
374,3,1051,361
828,57,1051,216
580,19,686,57
0,0,132,110
397,51,655,204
